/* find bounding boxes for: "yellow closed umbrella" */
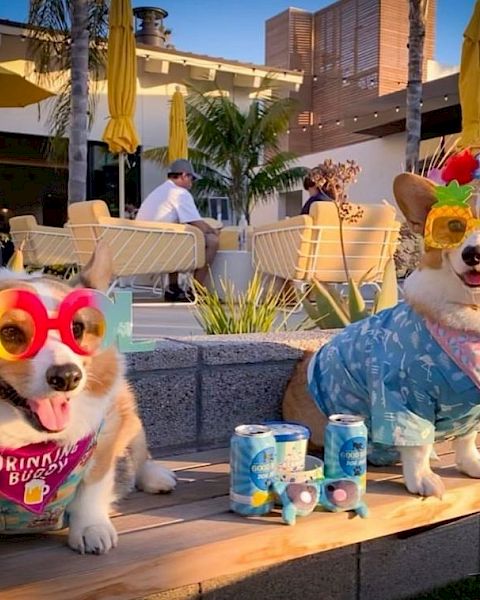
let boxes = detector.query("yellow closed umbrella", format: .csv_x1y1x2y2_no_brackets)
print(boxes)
168,87,188,163
0,64,54,107
102,0,140,217
459,0,480,149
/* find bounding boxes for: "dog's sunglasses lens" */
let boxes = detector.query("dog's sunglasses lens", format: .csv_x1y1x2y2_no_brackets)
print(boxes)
69,306,106,355
431,216,467,247
0,309,35,358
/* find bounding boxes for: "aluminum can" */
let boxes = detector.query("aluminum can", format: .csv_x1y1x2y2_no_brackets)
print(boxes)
324,414,367,491
263,421,310,473
230,424,276,516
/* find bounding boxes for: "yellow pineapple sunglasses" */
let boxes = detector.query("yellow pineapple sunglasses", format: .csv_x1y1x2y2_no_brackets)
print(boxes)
424,181,479,249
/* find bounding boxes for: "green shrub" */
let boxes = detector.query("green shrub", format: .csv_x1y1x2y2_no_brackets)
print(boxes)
193,272,299,334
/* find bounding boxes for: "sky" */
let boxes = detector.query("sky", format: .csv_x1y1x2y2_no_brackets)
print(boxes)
0,0,475,68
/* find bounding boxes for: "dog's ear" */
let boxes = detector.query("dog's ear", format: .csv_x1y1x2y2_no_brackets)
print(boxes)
393,173,438,234
74,240,113,292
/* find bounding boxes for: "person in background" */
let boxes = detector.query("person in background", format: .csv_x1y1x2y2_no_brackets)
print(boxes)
301,175,332,215
136,159,219,302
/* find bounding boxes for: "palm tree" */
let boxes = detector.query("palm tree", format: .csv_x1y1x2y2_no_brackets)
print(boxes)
405,0,429,173
145,83,308,223
27,0,109,203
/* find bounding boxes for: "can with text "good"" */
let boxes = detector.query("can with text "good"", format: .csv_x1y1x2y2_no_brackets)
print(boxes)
324,414,367,492
230,424,276,516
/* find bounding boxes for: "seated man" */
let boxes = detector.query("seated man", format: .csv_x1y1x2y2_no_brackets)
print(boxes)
136,159,219,302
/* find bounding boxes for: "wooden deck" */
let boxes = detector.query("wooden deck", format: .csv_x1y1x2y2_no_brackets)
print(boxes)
2,442,480,600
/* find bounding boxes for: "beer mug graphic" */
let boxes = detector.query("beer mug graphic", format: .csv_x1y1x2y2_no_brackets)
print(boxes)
23,478,50,505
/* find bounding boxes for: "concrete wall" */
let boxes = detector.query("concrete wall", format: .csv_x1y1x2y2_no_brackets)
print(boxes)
126,331,332,455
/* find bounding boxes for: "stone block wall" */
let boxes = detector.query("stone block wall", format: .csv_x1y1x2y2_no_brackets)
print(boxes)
126,331,333,456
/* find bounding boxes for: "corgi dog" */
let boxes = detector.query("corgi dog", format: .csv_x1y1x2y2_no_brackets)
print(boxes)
284,171,480,499
0,242,175,553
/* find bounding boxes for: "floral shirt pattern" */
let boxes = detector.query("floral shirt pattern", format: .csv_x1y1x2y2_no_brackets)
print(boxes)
307,302,480,465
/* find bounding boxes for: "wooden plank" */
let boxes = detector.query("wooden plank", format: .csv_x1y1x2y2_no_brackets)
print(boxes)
113,464,229,516
154,447,230,471
0,467,229,558
3,469,480,600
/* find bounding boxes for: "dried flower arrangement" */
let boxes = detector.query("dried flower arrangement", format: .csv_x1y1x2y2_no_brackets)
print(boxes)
309,159,363,280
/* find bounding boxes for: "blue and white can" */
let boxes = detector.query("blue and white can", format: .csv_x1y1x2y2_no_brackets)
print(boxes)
230,424,276,516
324,414,367,492
263,421,310,473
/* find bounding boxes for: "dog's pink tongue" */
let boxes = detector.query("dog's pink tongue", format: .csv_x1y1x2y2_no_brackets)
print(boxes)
27,397,70,432
464,271,480,286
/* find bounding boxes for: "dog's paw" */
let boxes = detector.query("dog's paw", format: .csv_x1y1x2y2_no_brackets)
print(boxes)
68,519,118,555
136,459,177,493
403,468,445,498
457,457,480,479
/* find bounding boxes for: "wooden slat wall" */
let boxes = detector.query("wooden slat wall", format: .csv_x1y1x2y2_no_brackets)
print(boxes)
310,0,380,152
378,0,436,96
265,0,437,156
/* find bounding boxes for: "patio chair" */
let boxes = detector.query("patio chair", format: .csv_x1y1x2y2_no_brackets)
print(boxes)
8,215,77,276
252,202,401,286
67,200,205,294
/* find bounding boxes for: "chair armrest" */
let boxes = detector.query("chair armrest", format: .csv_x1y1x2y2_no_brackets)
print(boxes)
253,214,312,234
252,215,313,280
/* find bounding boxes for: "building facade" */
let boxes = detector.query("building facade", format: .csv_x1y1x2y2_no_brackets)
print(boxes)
265,0,436,156
0,13,302,226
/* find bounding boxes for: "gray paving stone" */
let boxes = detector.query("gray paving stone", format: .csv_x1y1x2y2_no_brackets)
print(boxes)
359,515,480,600
126,340,198,372
199,363,297,446
169,331,333,366
201,546,357,600
131,370,197,452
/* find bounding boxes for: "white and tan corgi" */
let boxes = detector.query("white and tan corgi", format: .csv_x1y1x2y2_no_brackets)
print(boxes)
284,172,480,499
0,242,175,553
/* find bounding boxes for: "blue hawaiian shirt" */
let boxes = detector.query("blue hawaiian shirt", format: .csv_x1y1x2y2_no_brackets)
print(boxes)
307,302,480,464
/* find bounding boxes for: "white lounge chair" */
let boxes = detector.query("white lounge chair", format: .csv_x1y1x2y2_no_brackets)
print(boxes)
9,215,77,276
67,200,206,294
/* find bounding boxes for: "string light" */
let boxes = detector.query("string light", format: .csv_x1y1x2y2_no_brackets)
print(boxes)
313,74,318,82
144,54,150,62
420,99,423,107
281,90,457,134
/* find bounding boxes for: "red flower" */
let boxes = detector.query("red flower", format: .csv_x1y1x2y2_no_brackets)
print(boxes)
441,149,478,185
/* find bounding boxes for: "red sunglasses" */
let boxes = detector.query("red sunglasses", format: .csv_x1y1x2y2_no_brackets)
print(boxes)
0,289,114,361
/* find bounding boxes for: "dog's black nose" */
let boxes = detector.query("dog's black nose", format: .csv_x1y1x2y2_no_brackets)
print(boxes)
462,245,480,267
46,364,82,392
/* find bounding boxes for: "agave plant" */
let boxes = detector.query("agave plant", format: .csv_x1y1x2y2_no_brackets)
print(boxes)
193,272,299,335
302,258,399,329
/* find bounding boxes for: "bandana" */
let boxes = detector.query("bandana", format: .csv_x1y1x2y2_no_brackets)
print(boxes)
426,320,480,390
0,434,96,514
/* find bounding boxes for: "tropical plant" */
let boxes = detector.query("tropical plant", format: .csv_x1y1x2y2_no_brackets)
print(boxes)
193,272,299,335
27,0,109,202
405,0,429,173
302,258,399,329
144,80,308,223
